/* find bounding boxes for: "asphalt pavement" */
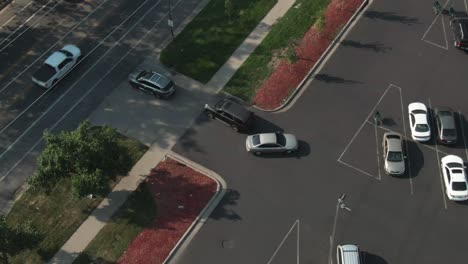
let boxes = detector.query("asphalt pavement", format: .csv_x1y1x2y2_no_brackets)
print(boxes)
170,0,468,263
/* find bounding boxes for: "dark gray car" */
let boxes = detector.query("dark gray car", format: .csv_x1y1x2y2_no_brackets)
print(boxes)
434,107,458,145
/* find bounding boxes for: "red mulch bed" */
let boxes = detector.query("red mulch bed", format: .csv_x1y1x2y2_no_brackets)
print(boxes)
254,0,364,110
118,157,218,264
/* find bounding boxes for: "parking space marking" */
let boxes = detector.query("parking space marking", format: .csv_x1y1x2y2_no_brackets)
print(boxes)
458,110,468,161
465,0,468,12
337,159,378,179
0,1,34,31
266,219,299,264
421,0,449,50
429,99,448,209
373,123,382,180
394,84,414,194
0,0,181,182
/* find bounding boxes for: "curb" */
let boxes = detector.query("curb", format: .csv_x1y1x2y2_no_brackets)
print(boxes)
256,0,370,113
162,151,227,264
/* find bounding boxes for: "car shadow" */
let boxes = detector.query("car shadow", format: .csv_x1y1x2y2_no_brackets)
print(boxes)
250,115,284,135
361,251,389,264
405,140,424,179
453,112,468,149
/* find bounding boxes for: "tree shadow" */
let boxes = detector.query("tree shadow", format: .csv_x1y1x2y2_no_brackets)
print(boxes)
340,40,392,53
210,189,241,221
364,11,419,25
314,73,363,84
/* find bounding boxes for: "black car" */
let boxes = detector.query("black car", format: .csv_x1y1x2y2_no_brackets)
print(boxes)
450,16,468,50
129,70,175,98
204,99,254,132
434,107,458,144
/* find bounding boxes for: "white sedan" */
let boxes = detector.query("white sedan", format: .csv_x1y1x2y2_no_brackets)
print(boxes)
441,155,468,201
408,102,431,142
245,132,298,155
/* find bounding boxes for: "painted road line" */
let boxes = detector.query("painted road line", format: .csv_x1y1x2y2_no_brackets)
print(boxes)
267,219,300,264
0,1,34,31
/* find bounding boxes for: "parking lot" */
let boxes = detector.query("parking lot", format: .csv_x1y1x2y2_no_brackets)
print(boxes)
171,0,468,263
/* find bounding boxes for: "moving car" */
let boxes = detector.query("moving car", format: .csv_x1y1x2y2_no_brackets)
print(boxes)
382,132,405,175
441,155,468,201
450,16,468,50
32,44,81,88
129,70,175,98
408,102,431,142
434,107,458,145
204,99,254,132
245,132,298,155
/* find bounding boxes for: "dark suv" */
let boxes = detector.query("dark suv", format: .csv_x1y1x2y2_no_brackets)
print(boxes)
204,99,254,132
450,16,468,50
129,70,175,98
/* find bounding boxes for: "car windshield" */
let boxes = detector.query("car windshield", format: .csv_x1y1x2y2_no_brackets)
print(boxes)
442,129,456,137
137,70,149,79
387,151,403,162
59,49,73,57
415,124,429,132
453,181,467,191
252,135,261,146
276,133,286,146
215,100,228,109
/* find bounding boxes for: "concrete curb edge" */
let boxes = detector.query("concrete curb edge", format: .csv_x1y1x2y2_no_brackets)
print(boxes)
256,0,370,112
162,150,227,264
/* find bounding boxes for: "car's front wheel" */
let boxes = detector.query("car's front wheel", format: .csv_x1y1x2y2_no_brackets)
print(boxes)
207,112,214,119
231,125,239,132
255,151,262,156
285,149,293,154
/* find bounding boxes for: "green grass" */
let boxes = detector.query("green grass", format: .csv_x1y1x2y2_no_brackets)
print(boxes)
160,0,277,83
73,183,156,264
5,132,148,264
223,0,330,101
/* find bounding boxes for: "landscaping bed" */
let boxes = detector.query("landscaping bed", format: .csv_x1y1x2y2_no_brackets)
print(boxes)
160,0,277,83
5,126,148,263
253,0,365,110
75,156,218,264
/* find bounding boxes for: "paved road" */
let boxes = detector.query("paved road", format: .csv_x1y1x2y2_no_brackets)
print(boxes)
172,0,468,263
0,0,205,213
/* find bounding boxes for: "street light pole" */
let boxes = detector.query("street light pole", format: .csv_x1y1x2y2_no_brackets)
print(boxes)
168,0,174,39
328,193,351,264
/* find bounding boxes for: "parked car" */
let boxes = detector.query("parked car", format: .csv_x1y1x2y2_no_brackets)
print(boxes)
129,70,175,98
450,16,468,50
434,107,457,145
441,155,468,201
408,102,431,142
204,99,254,132
32,44,81,88
382,132,405,175
336,244,361,264
245,132,298,155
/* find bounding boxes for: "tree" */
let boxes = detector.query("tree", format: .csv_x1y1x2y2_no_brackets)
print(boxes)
72,169,108,197
0,216,40,264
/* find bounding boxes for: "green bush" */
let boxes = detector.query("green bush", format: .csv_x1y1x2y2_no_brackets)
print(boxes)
71,169,108,197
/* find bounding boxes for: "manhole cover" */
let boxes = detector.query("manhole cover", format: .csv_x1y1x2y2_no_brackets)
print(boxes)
221,239,235,249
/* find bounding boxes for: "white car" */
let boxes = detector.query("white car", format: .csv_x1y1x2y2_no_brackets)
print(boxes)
32,44,82,88
408,102,431,142
441,155,468,201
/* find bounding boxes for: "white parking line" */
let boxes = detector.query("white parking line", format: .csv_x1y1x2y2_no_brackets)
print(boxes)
429,99,448,209
465,0,468,13
0,0,109,96
373,123,382,180
393,84,414,195
0,1,34,31
421,0,450,50
0,0,60,52
458,110,468,161
267,219,300,264
0,0,178,181
337,159,378,179
0,0,150,138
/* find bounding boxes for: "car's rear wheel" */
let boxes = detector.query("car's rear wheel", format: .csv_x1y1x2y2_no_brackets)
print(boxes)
231,125,239,132
255,151,262,155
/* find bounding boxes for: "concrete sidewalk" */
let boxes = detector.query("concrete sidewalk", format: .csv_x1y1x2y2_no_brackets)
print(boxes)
49,0,295,263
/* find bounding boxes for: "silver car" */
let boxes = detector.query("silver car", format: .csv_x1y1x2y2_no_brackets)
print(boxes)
245,132,298,155
434,107,458,145
382,132,405,175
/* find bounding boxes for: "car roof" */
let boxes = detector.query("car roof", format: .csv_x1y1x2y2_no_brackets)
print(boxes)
384,133,402,152
140,72,171,87
259,133,276,144
439,113,456,129
219,99,252,121
45,51,67,67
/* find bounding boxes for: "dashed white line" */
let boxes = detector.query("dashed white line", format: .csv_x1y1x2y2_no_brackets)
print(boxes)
0,0,178,181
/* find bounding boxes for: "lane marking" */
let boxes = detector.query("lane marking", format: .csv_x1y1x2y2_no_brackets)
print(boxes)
0,1,34,31
458,110,468,161
465,0,468,13
267,219,300,264
373,122,382,180
0,0,153,139
0,0,110,96
429,99,448,210
393,84,413,195
0,0,59,51
0,0,179,181
337,159,378,179
421,0,450,50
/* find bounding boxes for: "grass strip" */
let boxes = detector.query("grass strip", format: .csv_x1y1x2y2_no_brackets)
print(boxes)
223,0,330,101
160,0,277,83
